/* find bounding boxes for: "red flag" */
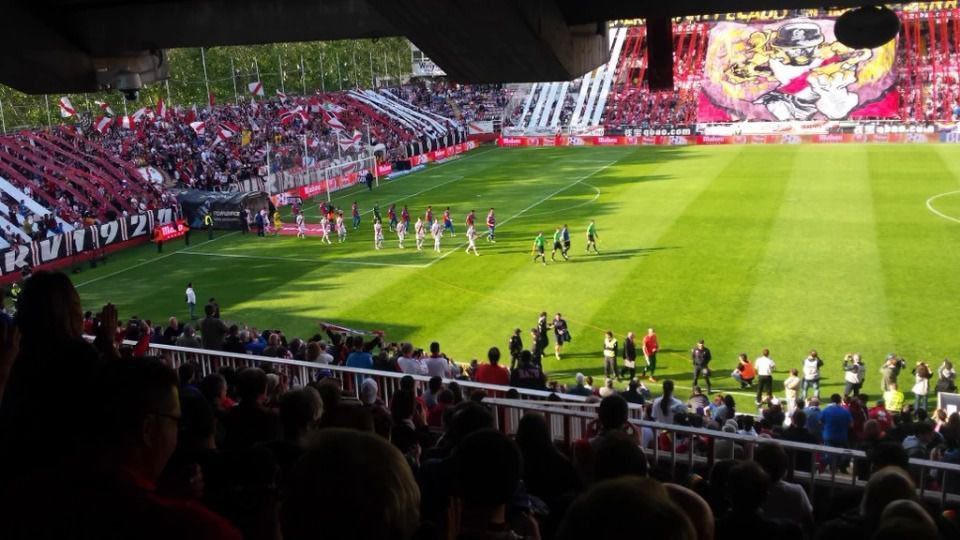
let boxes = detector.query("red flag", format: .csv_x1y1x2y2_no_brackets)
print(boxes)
183,105,198,124
208,92,216,107
156,97,168,120
216,122,241,141
116,116,136,129
337,130,362,151
93,115,112,134
323,110,345,130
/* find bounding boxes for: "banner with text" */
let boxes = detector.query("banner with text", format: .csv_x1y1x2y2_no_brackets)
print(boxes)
0,208,177,278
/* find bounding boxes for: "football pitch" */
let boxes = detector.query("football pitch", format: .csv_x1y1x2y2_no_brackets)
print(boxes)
76,144,960,400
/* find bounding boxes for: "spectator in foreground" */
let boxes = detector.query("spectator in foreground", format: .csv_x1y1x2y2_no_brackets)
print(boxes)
566,372,592,396
557,477,696,540
282,429,420,540
0,270,105,478
221,368,280,451
716,461,802,540
475,346,509,386
820,393,854,472
200,304,228,350
817,466,918,540
450,429,534,539
756,443,814,536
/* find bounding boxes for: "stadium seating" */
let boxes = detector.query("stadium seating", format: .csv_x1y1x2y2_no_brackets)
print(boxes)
0,270,958,539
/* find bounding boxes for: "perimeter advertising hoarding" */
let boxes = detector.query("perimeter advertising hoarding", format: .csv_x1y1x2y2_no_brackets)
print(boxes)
497,133,938,147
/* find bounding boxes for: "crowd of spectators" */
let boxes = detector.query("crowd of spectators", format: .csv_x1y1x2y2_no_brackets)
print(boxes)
396,80,512,123
1,269,959,539
0,128,171,246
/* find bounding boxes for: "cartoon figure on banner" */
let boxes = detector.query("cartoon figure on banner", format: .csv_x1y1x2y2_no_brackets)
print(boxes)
700,18,897,122
732,22,871,119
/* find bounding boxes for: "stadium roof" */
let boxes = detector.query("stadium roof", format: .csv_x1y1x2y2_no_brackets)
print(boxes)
3,0,874,94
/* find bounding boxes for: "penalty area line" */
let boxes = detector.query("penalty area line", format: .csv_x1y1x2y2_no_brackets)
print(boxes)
175,250,429,269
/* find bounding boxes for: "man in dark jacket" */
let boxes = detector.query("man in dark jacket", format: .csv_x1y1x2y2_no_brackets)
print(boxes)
622,332,638,381
692,339,713,393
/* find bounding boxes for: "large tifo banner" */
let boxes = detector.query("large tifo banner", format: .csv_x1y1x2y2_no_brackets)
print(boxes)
698,19,898,122
0,208,176,278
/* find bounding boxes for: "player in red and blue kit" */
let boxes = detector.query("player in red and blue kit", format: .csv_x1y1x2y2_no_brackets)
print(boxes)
401,205,410,228
424,206,433,227
351,201,360,230
443,207,455,236
387,204,398,232
486,208,496,243
465,210,476,230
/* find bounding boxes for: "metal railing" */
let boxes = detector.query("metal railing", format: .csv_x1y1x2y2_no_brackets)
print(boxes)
118,340,960,506
483,398,960,508
124,340,588,405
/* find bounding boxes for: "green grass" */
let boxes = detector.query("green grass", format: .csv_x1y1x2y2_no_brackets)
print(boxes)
75,144,960,401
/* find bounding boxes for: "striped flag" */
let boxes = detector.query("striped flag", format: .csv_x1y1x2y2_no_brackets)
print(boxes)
216,121,241,142
323,110,345,131
276,89,287,101
116,115,136,129
156,98,168,120
132,107,147,122
248,81,264,96
58,97,76,118
189,121,206,135
337,130,362,151
95,100,114,116
279,106,309,126
93,115,112,134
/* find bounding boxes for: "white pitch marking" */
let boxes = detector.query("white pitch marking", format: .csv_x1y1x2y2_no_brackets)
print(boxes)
925,190,960,224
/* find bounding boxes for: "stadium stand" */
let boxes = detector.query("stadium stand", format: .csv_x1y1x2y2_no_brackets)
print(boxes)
0,270,958,539
6,9,960,535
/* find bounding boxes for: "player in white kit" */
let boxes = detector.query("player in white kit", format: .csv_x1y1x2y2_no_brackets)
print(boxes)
296,212,306,239
414,217,425,251
430,219,442,253
396,219,407,249
336,211,347,243
374,219,384,250
465,224,479,256
319,215,332,245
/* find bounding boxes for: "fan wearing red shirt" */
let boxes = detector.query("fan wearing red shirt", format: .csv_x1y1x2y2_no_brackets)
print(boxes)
642,328,659,382
475,347,510,386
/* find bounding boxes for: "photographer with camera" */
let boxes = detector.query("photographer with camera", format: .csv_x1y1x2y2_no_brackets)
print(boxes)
842,353,865,397
911,361,933,412
880,354,906,392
